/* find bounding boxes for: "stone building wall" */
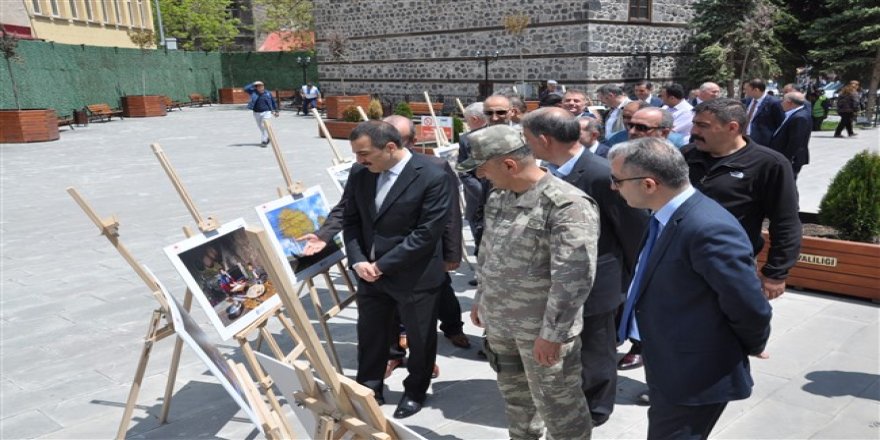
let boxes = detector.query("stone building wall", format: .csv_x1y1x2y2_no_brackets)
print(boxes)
313,0,696,105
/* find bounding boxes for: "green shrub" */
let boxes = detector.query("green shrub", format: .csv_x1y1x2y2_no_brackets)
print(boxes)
453,116,464,142
394,102,413,118
818,150,880,243
367,99,383,120
340,106,362,122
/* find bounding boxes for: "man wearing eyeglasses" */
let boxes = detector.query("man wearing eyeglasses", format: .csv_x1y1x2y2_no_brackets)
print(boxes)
523,107,648,427
609,137,771,440
617,106,684,375
483,94,514,126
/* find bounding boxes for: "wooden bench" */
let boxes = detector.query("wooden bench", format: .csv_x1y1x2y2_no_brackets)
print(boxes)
275,89,297,103
86,104,124,122
408,102,444,115
57,114,75,130
188,93,212,107
163,96,184,112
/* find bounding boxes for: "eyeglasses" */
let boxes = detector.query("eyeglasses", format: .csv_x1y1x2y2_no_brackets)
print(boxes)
484,110,509,117
610,175,652,187
629,123,662,133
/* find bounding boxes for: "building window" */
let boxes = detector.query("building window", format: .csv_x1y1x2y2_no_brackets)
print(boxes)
629,0,651,22
126,0,134,25
84,0,93,20
49,0,60,16
31,0,42,14
100,0,109,22
137,0,146,27
113,0,122,23
68,0,78,17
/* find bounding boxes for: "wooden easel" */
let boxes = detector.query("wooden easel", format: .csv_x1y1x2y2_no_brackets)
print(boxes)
264,119,358,373
154,129,389,438
151,143,299,437
424,91,450,147
66,188,289,439
312,107,348,165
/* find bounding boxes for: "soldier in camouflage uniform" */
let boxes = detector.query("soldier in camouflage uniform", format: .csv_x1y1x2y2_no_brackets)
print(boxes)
457,125,600,440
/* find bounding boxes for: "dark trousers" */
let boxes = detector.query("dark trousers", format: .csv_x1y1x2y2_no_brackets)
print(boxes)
580,309,618,420
355,281,439,403
811,115,825,131
301,97,317,115
835,112,854,136
389,273,463,360
647,395,727,440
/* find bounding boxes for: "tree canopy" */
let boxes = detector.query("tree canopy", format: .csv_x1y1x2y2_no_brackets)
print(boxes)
688,0,787,96
159,0,241,51
253,0,313,49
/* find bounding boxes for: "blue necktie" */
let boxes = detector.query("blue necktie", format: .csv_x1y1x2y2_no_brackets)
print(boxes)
617,216,660,342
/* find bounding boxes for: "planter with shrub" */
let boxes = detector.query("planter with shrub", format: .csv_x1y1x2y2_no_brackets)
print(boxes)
757,150,879,300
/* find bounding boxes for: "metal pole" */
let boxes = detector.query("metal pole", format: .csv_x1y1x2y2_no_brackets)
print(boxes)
153,0,166,46
646,53,652,80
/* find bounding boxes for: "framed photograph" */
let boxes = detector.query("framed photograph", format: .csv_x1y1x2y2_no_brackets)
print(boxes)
164,218,281,340
326,161,355,193
145,266,264,434
256,186,345,283
433,143,459,169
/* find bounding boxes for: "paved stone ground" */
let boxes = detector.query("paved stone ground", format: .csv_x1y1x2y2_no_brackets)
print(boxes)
1,105,878,439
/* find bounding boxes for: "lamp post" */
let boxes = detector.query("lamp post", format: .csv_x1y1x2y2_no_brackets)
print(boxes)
296,56,311,84
631,42,669,81
476,50,500,100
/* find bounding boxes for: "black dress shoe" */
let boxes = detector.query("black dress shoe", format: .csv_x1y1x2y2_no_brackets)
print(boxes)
617,352,643,370
393,395,422,419
374,393,385,405
468,278,478,286
591,414,609,427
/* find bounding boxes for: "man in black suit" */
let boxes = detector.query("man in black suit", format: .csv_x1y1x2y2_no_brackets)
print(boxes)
742,78,784,146
610,137,772,439
523,107,649,427
343,121,452,419
632,79,663,107
769,92,812,178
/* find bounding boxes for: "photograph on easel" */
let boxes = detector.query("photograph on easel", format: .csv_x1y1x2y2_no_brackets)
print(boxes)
164,218,282,340
325,161,354,194
255,186,345,283
145,267,265,434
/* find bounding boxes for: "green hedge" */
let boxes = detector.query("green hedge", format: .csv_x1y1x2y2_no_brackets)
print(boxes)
0,39,317,114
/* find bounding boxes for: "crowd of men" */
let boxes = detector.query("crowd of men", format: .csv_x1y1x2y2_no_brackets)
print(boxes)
311,76,809,439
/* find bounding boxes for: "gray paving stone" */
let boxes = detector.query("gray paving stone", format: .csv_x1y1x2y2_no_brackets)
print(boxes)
0,410,63,439
714,398,835,439
809,398,880,440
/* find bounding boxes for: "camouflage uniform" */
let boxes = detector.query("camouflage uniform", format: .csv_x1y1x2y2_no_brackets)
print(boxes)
477,172,600,440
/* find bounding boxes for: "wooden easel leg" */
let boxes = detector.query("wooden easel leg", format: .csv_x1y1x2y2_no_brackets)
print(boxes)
307,279,343,374
157,290,193,424
237,338,296,436
336,261,356,295
115,310,163,440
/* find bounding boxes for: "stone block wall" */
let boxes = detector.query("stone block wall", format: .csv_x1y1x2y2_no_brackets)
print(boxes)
313,0,696,104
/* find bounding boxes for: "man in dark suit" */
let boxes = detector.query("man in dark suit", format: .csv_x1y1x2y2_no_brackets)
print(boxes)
742,78,784,146
769,92,812,178
632,79,663,107
343,120,452,419
523,107,649,427
610,137,772,439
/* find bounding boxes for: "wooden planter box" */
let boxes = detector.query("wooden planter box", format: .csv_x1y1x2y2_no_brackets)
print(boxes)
219,88,250,104
408,102,444,115
324,95,371,120
525,101,540,112
319,120,359,139
121,95,167,117
756,232,880,301
0,109,60,143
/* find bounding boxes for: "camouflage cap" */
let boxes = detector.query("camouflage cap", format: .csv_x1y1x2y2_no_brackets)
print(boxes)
456,125,526,172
